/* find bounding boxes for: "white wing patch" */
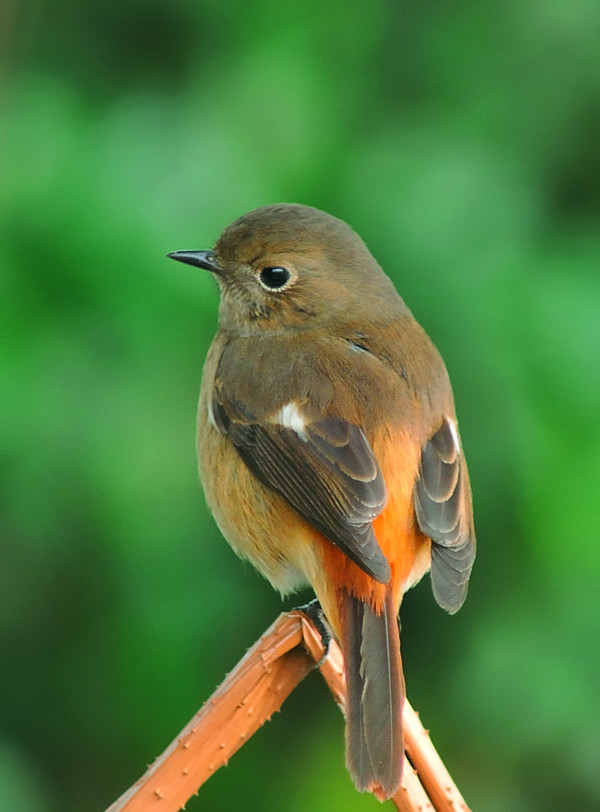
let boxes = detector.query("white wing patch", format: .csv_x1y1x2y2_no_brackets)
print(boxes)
276,402,308,439
207,397,219,431
446,415,460,455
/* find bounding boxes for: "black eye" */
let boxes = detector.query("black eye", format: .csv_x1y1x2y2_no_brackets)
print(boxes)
259,266,291,290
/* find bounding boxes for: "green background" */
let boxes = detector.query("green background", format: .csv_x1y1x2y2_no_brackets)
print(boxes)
2,1,599,810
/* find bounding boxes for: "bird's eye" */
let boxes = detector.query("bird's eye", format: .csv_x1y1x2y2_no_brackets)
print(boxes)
259,266,291,291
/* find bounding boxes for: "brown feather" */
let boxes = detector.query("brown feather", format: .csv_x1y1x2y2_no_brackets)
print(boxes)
339,588,404,798
414,417,476,613
219,413,391,582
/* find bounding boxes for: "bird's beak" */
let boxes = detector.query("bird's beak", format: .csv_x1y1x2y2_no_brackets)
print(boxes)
167,250,222,274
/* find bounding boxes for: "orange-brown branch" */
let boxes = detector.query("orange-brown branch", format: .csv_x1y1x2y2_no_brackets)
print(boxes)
106,610,470,812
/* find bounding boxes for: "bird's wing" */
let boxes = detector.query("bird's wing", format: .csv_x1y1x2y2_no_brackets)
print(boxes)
414,416,476,613
211,391,391,583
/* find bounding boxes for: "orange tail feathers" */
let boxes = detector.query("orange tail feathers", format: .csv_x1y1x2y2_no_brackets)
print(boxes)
338,586,405,798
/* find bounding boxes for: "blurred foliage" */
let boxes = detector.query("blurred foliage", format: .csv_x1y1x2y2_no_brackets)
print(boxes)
2,1,599,810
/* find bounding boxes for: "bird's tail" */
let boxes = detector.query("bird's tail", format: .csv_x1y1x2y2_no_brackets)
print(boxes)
338,586,404,799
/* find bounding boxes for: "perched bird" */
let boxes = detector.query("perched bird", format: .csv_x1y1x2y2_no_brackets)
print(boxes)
168,204,475,798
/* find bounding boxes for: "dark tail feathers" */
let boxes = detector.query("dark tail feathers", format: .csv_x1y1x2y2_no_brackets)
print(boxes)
339,588,404,798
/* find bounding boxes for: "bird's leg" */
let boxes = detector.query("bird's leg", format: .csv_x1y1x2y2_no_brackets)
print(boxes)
293,597,332,665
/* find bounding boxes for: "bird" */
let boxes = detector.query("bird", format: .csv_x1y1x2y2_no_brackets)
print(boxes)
167,203,475,799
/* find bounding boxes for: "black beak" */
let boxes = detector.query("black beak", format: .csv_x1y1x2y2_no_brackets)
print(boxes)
167,250,222,274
